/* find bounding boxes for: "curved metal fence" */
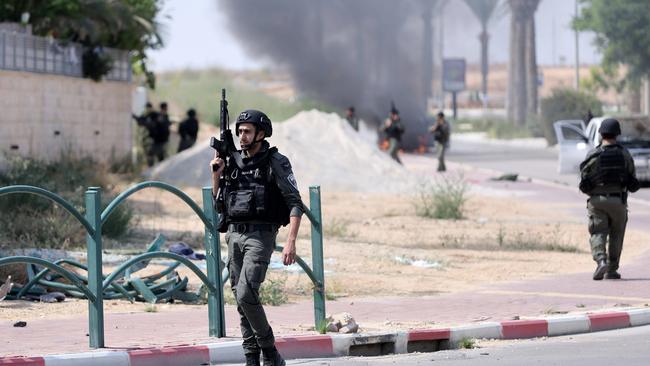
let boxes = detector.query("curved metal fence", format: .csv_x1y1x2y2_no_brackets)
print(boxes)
0,181,325,349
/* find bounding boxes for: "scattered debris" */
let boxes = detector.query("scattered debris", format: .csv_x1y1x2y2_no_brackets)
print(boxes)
393,256,442,269
471,316,492,322
0,275,13,301
169,242,206,260
325,312,359,333
39,292,65,303
490,173,519,182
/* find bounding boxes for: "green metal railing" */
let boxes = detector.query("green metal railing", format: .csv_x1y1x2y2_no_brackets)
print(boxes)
0,181,325,348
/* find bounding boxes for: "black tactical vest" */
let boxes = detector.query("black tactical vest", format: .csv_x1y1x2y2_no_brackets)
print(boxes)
223,148,290,226
585,145,628,188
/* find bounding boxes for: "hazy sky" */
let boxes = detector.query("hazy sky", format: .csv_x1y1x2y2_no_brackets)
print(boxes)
148,0,601,72
147,0,264,71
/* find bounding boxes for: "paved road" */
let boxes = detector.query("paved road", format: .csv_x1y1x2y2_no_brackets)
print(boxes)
268,325,650,366
446,134,650,202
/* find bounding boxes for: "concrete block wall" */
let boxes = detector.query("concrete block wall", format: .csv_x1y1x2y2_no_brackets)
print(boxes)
0,69,133,164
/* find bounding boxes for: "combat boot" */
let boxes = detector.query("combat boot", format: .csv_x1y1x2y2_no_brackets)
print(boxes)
262,346,285,366
245,353,261,366
593,259,608,280
605,271,621,280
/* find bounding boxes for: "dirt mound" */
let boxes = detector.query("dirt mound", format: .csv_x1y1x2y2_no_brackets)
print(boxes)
148,110,416,192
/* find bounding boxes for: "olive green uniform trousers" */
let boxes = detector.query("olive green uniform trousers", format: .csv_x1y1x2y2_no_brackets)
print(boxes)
436,143,447,172
226,225,277,354
587,195,628,271
387,137,401,164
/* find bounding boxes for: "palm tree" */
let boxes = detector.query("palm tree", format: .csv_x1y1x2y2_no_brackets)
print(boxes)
507,0,540,126
525,0,540,115
463,0,499,108
422,1,438,102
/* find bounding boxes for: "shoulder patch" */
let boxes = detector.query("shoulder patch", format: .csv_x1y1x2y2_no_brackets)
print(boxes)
287,173,298,190
287,173,298,191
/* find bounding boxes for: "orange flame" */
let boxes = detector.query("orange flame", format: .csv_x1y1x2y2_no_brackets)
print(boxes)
379,139,389,151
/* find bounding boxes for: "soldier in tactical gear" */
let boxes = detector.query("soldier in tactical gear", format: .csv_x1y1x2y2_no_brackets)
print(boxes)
430,111,451,172
345,106,359,131
177,108,199,152
579,118,640,280
210,109,302,366
381,104,405,164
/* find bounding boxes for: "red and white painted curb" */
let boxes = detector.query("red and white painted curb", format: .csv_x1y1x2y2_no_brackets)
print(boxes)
3,307,650,365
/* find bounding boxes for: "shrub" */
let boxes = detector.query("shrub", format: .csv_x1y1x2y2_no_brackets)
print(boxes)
458,337,476,349
316,318,329,334
82,47,114,82
324,218,355,238
540,88,603,145
456,116,534,139
222,274,289,306
0,154,133,247
259,275,289,306
102,199,134,239
413,174,468,220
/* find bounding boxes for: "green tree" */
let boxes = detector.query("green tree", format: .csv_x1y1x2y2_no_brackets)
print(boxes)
574,0,650,82
574,0,650,112
540,88,603,145
0,0,164,87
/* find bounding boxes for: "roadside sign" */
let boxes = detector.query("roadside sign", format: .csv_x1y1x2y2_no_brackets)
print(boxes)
443,58,466,92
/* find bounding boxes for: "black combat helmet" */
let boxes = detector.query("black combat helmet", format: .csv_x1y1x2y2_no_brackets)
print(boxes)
390,101,399,115
598,118,621,136
235,109,272,137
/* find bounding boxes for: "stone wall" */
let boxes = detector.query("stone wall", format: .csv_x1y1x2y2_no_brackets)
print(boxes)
0,70,133,164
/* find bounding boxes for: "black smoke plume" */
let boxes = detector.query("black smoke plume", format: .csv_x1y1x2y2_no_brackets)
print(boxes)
219,0,436,148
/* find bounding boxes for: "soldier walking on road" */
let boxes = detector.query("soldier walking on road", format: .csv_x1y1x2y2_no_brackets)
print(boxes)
382,104,405,164
579,118,640,280
430,111,451,172
210,110,302,366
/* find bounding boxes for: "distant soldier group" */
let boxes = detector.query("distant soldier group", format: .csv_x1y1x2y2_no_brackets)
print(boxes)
133,102,200,167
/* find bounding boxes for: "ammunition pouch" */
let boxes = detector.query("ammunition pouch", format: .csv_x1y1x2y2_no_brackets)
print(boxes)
579,177,594,194
227,190,255,219
226,186,269,221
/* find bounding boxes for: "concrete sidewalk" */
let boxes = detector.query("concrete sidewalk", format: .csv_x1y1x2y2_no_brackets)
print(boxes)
5,253,650,357
3,154,650,361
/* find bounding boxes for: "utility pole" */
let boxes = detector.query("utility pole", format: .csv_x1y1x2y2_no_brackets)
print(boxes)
574,0,580,90
437,0,448,109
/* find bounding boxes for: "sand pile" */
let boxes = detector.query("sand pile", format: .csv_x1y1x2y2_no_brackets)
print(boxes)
148,110,417,193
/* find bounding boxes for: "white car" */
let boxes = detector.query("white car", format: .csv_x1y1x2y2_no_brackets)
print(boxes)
554,116,650,182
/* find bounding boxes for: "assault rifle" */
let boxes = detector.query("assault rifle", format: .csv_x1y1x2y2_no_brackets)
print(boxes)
210,89,238,230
